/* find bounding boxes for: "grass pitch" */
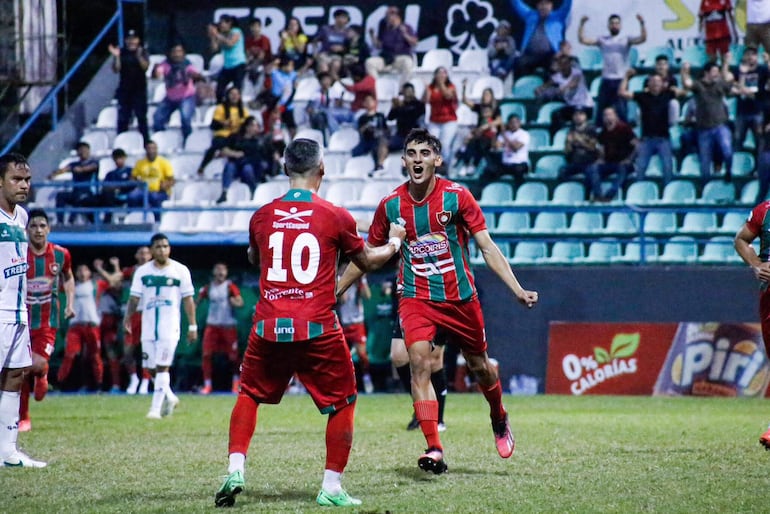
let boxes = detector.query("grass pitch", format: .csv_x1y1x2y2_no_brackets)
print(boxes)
6,393,770,513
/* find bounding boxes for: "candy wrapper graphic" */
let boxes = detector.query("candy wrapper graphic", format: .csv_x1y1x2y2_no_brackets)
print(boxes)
653,322,770,397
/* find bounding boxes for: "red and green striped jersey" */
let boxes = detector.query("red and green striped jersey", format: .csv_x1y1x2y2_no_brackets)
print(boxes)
249,188,365,342
27,242,72,330
369,177,486,302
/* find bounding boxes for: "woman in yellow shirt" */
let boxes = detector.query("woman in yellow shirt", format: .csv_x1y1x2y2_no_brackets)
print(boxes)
197,87,250,175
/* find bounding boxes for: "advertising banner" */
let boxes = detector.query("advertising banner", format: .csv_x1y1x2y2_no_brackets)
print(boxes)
546,322,770,397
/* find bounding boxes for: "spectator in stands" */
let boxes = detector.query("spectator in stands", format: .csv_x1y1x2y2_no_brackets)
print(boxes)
217,116,270,203
108,29,149,142
587,107,637,201
555,39,581,68
262,102,288,175
423,66,459,172
511,0,573,77
649,54,678,89
197,87,250,176
487,21,517,82
344,63,377,113
152,44,203,143
343,25,370,73
619,70,683,184
312,9,351,81
541,53,594,131
746,0,770,57
100,148,134,224
245,18,272,89
278,17,310,72
366,6,418,85
268,57,298,138
455,82,502,176
732,47,767,152
483,113,530,189
579,13,647,123
208,14,247,102
561,107,600,193
50,141,99,224
128,140,175,220
306,72,354,145
387,83,426,147
352,94,389,172
699,0,737,62
681,58,735,182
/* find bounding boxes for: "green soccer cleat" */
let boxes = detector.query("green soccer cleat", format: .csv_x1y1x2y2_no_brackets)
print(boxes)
316,488,362,507
214,470,244,508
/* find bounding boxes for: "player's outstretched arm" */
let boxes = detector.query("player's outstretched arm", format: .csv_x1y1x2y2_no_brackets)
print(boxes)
474,229,538,308
339,223,406,296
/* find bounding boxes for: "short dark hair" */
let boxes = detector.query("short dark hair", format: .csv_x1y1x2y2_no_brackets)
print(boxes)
609,14,621,22
703,62,720,74
317,71,332,82
250,18,262,26
404,128,441,155
112,148,127,159
655,54,669,62
0,153,29,179
150,233,169,246
507,114,521,122
27,208,48,223
333,8,349,18
284,138,322,176
76,141,90,150
145,139,157,148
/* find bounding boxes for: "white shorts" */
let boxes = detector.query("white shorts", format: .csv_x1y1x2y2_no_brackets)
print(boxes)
141,339,179,369
0,323,32,370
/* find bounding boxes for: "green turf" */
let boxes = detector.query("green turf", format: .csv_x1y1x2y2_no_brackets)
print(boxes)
6,394,770,513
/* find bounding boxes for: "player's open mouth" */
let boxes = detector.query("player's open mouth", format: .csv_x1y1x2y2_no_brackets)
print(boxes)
413,166,423,175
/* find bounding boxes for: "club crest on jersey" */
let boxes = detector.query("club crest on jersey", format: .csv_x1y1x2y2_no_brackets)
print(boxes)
49,262,60,275
436,210,452,226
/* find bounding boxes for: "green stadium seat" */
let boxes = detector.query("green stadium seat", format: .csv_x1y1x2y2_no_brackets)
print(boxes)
611,237,659,264
659,180,697,204
658,236,699,263
530,212,567,233
551,181,585,204
545,241,585,263
678,153,701,177
625,180,660,204
513,182,549,205
509,241,547,264
479,182,514,205
528,128,551,150
577,46,603,70
732,151,756,176
681,45,709,67
567,211,603,234
628,75,648,93
533,155,565,179
699,236,737,264
644,212,677,234
699,180,736,204
548,127,570,151
579,239,622,263
493,211,530,234
499,102,527,124
720,212,745,234
741,179,759,203
536,102,566,124
680,212,718,233
512,75,543,99
604,212,640,234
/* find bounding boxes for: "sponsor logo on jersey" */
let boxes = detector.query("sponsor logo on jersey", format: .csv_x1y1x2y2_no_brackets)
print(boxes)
263,287,312,301
272,207,312,230
436,210,452,226
409,232,450,257
27,277,53,294
3,262,27,279
145,298,173,309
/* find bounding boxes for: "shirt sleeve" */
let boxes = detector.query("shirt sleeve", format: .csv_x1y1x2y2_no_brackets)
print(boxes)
746,203,768,236
129,267,143,299
367,200,391,247
459,187,487,234
180,265,195,298
336,206,366,258
228,282,242,297
197,285,208,301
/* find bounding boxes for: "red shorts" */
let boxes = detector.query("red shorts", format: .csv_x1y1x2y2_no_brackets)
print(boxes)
100,314,120,348
65,324,101,355
342,322,366,347
705,37,730,57
399,296,487,354
202,325,239,358
29,327,57,359
240,326,356,413
125,312,142,347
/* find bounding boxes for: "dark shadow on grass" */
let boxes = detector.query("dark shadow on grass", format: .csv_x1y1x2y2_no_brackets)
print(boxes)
395,466,509,479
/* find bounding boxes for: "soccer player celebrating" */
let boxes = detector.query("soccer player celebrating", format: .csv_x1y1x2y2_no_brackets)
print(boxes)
20,209,74,431
0,153,46,467
56,264,104,391
214,138,406,508
124,234,196,419
339,128,538,474
196,262,244,395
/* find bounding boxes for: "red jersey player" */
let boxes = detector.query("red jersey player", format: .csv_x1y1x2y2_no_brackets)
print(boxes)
20,208,75,432
123,246,151,394
699,0,736,61
214,138,406,508
735,200,770,448
94,257,126,393
196,262,244,394
339,128,538,474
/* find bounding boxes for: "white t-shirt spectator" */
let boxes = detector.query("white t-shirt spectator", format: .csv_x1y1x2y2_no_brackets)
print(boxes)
598,35,632,80
551,66,595,108
748,0,770,23
499,128,530,165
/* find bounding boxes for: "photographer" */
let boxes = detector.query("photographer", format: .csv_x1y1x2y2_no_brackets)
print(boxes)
351,94,389,172
108,29,149,142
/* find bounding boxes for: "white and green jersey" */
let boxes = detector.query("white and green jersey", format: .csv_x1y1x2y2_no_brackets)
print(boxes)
129,258,194,343
0,206,28,324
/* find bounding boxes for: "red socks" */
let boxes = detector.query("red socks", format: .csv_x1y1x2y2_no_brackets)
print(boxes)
325,404,355,472
228,393,259,455
481,379,506,421
414,400,442,450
